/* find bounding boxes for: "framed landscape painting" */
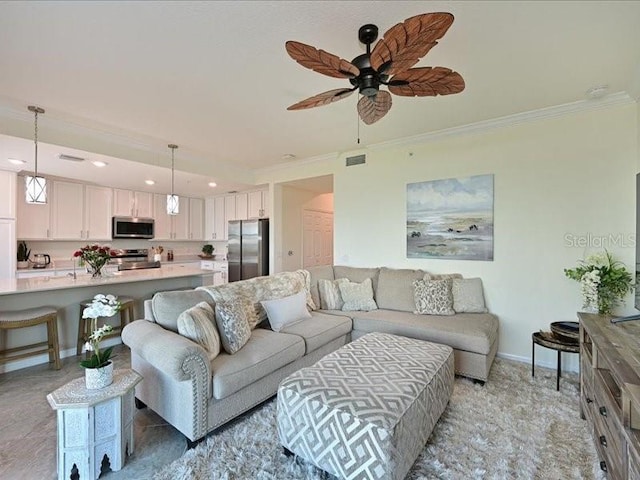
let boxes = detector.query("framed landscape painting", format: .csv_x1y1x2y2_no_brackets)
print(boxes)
407,174,494,261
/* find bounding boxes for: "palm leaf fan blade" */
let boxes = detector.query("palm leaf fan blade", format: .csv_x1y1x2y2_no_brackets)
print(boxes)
389,67,465,97
357,91,392,125
287,88,355,110
285,41,359,79
370,12,454,76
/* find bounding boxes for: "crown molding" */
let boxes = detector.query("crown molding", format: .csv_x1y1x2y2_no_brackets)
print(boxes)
367,92,635,152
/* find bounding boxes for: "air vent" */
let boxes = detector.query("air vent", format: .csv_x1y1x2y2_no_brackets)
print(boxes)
346,154,366,167
59,154,85,162
228,190,238,194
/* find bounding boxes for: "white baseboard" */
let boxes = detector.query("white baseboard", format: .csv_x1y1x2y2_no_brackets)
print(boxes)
0,337,122,374
497,351,579,373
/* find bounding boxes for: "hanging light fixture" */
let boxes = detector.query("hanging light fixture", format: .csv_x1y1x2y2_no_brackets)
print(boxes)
25,105,47,204
166,144,179,215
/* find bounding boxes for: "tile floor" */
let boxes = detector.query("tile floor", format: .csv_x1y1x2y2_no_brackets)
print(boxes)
0,345,186,479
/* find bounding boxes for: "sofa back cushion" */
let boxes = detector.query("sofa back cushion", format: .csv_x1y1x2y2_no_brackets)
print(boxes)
333,266,380,298
151,289,213,332
376,267,427,312
306,265,335,310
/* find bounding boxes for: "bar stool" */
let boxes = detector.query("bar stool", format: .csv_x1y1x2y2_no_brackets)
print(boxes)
76,297,135,355
0,307,61,370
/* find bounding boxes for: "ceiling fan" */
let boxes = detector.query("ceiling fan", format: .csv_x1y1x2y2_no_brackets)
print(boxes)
285,12,465,125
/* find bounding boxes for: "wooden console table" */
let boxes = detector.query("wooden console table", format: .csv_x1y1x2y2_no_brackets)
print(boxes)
579,313,640,479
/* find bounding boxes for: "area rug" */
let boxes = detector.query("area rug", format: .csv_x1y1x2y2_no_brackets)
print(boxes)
153,358,604,479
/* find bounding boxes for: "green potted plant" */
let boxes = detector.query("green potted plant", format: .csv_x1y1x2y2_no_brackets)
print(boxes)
17,241,30,269
201,244,215,258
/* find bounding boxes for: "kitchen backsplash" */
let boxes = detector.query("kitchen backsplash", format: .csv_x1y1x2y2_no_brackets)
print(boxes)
21,239,228,264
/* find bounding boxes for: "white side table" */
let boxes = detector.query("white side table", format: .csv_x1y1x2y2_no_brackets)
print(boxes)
47,369,142,480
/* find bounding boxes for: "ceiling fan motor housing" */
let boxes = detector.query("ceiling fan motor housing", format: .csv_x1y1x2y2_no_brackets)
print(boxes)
350,53,388,97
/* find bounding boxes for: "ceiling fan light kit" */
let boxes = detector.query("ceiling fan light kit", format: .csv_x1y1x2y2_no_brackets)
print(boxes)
286,12,465,125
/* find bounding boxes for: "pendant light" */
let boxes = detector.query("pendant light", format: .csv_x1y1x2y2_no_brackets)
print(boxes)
25,105,47,204
166,144,179,215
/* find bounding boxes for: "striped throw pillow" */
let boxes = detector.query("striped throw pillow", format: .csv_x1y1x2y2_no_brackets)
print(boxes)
177,302,221,360
318,278,349,310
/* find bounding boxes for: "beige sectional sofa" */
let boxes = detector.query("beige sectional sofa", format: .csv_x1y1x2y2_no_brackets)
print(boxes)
122,266,498,445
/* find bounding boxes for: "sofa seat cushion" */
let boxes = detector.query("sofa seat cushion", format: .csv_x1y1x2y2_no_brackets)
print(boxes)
210,329,305,399
280,312,352,354
347,309,498,355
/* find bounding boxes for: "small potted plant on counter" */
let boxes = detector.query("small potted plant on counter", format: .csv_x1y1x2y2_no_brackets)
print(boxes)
17,241,31,269
200,244,215,259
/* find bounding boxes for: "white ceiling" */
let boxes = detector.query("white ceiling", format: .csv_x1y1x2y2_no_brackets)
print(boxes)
0,1,639,193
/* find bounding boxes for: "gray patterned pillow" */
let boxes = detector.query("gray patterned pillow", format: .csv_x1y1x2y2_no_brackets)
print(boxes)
318,278,349,310
339,278,378,312
452,278,488,313
413,278,455,315
214,299,253,354
177,302,221,360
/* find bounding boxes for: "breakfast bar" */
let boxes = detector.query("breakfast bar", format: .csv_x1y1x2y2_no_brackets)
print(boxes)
0,265,215,372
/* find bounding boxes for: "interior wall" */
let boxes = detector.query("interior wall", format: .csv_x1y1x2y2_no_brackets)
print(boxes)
258,103,639,371
276,186,334,273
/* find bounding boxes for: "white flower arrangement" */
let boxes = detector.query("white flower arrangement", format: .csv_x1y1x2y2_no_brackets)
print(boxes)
81,294,121,369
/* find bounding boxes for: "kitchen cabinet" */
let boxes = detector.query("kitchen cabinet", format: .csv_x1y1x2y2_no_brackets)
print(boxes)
235,193,248,221
213,261,228,286
213,196,227,240
204,197,215,241
113,189,153,218
188,198,204,240
84,185,113,240
51,181,84,240
50,181,112,241
248,189,268,218
0,219,16,279
224,195,236,222
0,170,16,219
153,194,192,240
17,175,51,239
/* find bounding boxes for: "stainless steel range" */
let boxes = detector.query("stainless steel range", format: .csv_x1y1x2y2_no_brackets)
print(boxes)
111,249,161,271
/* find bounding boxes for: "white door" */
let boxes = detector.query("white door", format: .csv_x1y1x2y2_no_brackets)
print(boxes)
51,181,84,240
112,189,134,216
189,198,204,240
134,191,154,218
302,210,334,268
0,219,16,279
172,200,190,240
84,185,113,240
213,196,226,240
153,194,172,240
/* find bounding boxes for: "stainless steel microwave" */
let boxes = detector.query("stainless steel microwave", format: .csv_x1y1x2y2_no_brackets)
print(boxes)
112,216,155,239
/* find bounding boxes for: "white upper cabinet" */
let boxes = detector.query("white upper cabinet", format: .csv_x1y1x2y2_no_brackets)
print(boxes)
84,185,113,240
235,193,248,221
224,195,236,222
0,170,16,219
113,189,153,217
248,189,268,218
17,176,51,239
213,196,227,240
51,181,84,240
204,197,215,241
152,194,195,240
189,198,204,240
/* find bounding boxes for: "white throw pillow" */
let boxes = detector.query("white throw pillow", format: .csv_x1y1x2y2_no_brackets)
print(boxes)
214,299,253,354
261,290,312,332
452,278,488,313
318,278,349,310
413,278,455,316
177,302,221,360
339,278,378,312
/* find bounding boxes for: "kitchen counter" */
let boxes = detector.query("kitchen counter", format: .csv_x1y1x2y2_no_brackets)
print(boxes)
1,264,216,296
0,265,217,372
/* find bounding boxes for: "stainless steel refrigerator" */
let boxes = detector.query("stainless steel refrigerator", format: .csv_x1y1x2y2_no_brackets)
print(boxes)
228,219,269,282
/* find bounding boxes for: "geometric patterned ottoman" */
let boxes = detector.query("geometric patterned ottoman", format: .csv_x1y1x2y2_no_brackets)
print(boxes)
277,332,454,480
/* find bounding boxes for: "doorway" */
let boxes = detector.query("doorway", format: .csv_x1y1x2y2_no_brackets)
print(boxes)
303,209,334,268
